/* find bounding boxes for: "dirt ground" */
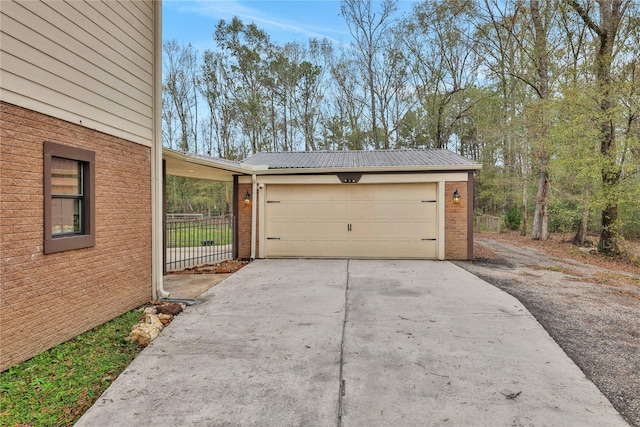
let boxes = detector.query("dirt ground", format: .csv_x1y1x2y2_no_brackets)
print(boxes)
456,233,640,426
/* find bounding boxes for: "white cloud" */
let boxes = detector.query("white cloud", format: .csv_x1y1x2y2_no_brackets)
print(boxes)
170,0,347,44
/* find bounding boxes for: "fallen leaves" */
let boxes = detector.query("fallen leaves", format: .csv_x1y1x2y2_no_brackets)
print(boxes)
169,259,249,275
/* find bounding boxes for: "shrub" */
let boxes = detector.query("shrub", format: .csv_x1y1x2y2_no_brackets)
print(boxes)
503,206,521,231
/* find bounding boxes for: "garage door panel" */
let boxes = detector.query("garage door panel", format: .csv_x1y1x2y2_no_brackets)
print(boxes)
286,203,308,218
371,203,393,218
308,240,334,255
327,221,348,236
267,221,290,236
349,239,373,255
416,202,437,217
266,239,288,256
393,221,427,238
287,240,309,255
351,202,371,219
350,222,372,238
367,222,394,238
418,240,438,256
330,239,349,256
296,221,329,240
266,202,287,218
420,184,438,200
373,201,417,219
352,186,372,200
264,183,438,258
329,185,351,200
329,202,350,218
307,202,329,218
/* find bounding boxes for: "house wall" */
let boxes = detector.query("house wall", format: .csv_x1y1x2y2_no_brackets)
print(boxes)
0,0,154,146
0,103,152,371
444,181,470,260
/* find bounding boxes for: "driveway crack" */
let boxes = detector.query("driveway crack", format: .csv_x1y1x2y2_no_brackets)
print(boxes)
337,259,350,426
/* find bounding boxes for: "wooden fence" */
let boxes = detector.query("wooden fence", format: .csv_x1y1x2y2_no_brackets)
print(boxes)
474,214,501,233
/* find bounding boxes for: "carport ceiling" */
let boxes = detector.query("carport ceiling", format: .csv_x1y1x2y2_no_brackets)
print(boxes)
164,155,234,181
163,148,254,181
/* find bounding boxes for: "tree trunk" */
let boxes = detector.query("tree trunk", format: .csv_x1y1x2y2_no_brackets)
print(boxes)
521,178,528,236
572,217,588,246
572,183,591,246
569,0,625,255
520,202,527,236
599,204,619,253
531,169,549,240
530,0,550,241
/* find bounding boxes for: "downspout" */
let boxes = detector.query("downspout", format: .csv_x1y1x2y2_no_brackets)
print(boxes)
232,175,239,259
250,174,257,260
152,0,169,300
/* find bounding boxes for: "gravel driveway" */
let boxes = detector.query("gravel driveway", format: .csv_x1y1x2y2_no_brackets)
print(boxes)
456,237,640,427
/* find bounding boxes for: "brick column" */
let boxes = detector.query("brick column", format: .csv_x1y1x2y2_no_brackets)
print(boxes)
444,181,469,260
236,184,259,259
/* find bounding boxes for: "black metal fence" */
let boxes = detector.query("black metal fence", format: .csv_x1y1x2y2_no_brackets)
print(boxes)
166,214,234,271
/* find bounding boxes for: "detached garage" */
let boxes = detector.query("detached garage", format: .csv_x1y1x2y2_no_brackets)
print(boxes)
235,150,481,261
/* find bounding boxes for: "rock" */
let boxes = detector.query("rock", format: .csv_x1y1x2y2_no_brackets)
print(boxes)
578,247,597,255
158,313,173,326
156,303,183,316
144,313,164,330
130,323,160,347
143,306,157,315
128,303,185,347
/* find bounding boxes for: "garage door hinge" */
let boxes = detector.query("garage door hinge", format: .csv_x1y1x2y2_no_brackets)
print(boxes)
421,200,436,203
422,238,437,241
267,237,281,240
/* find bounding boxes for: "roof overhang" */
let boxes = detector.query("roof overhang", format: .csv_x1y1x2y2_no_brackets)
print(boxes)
254,164,482,175
162,148,261,181
163,148,481,181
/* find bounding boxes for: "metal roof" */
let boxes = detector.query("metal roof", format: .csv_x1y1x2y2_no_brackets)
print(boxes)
163,148,481,180
243,149,480,170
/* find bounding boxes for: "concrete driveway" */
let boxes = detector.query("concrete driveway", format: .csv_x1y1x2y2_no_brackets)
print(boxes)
77,260,626,426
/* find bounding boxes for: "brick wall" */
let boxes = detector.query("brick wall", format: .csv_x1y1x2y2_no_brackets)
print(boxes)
236,184,258,259
445,181,470,260
0,102,152,371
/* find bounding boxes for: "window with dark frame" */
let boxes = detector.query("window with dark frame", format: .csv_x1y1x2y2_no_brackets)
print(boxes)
44,141,95,254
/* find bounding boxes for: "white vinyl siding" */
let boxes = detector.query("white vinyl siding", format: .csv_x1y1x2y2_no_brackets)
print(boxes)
0,0,154,146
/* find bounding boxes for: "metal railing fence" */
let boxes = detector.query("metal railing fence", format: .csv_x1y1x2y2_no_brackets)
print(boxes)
166,214,234,271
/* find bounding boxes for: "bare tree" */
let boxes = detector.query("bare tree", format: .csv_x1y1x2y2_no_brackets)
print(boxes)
199,50,238,159
163,40,199,152
405,0,483,150
341,0,397,149
215,17,272,154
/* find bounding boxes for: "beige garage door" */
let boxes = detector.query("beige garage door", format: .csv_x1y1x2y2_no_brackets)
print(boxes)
265,183,438,258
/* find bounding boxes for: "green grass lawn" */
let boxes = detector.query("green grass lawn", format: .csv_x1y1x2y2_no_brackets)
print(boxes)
0,308,144,426
167,224,233,248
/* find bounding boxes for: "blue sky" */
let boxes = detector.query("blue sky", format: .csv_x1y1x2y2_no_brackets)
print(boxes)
162,0,418,50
